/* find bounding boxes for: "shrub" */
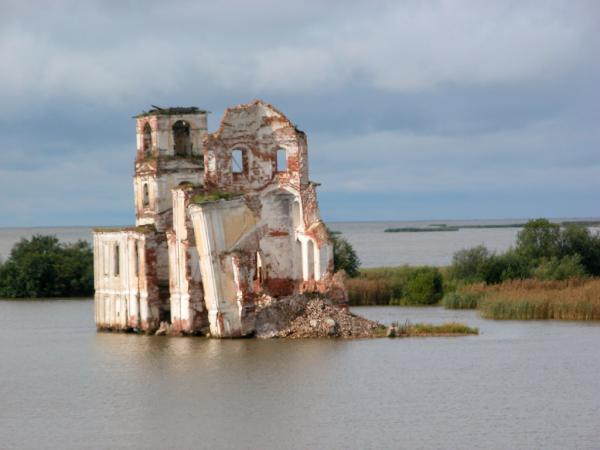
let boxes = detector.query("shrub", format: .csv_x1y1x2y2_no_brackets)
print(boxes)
450,245,492,283
347,266,444,306
402,267,443,305
450,219,600,284
533,255,586,281
450,246,521,284
496,249,532,282
0,235,93,298
559,224,600,276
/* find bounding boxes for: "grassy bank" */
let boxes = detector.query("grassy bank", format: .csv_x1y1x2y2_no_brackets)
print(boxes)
378,321,479,337
349,268,600,320
347,219,600,320
475,278,600,320
442,278,600,320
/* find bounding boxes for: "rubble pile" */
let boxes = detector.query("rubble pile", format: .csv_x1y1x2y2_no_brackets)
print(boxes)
255,295,383,339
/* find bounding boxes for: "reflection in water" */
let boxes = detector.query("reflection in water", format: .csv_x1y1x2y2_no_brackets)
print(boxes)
2,300,600,449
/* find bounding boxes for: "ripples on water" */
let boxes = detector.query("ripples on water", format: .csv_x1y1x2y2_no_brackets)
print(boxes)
1,300,600,449
1,222,600,449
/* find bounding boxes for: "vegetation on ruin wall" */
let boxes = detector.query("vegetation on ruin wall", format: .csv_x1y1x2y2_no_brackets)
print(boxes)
0,235,93,298
191,191,242,204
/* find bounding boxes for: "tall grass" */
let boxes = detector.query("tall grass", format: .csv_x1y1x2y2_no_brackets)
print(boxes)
347,266,444,306
476,278,600,320
346,278,397,305
442,283,486,309
383,320,479,337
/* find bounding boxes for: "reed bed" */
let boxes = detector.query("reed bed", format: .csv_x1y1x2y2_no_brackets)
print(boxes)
476,278,600,320
441,284,482,309
346,277,397,305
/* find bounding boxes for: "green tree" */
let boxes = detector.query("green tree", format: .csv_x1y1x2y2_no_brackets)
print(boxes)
516,219,561,261
330,230,360,277
451,245,491,283
450,245,510,284
0,235,93,298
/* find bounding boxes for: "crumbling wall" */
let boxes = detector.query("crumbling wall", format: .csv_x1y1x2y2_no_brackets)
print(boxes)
168,187,208,334
188,198,259,337
203,100,307,192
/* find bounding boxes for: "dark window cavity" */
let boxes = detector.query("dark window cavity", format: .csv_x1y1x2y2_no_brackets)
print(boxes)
143,183,150,207
142,123,152,156
114,244,120,276
173,120,192,155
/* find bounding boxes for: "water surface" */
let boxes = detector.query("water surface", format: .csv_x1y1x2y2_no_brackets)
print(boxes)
1,300,599,449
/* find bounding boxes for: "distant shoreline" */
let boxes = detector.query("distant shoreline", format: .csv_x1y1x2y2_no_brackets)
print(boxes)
385,220,600,233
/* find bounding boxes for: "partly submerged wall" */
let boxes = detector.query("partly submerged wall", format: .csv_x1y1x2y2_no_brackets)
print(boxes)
93,228,168,333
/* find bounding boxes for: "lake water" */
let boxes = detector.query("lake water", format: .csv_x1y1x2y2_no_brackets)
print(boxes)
3,219,599,267
1,300,599,449
1,221,600,449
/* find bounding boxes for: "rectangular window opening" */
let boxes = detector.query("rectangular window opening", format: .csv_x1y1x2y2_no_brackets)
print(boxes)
114,244,120,276
231,149,244,174
103,244,109,276
276,149,287,172
143,183,150,207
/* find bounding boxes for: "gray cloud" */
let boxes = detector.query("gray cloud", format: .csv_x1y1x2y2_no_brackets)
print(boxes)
0,0,598,225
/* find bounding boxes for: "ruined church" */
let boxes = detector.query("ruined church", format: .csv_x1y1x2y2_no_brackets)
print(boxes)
93,100,340,338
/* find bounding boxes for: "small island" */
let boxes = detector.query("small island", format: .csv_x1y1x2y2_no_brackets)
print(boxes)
384,220,600,233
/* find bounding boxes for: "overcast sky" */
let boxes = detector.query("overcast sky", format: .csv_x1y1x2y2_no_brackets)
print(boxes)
1,0,598,226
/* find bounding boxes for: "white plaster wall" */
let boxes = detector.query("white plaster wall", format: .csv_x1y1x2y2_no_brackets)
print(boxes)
168,190,190,329
189,199,256,337
94,230,147,330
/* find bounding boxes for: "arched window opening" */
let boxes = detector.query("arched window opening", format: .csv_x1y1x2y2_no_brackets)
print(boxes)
276,148,287,172
173,120,192,155
142,183,150,207
254,251,266,284
307,240,315,280
142,123,152,156
231,148,244,174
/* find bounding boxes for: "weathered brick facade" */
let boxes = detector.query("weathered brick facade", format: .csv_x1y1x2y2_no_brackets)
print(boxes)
94,101,336,337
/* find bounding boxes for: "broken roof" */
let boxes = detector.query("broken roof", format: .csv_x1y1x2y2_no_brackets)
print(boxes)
135,106,208,118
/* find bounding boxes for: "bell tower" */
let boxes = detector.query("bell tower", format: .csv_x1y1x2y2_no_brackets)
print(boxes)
133,107,207,231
